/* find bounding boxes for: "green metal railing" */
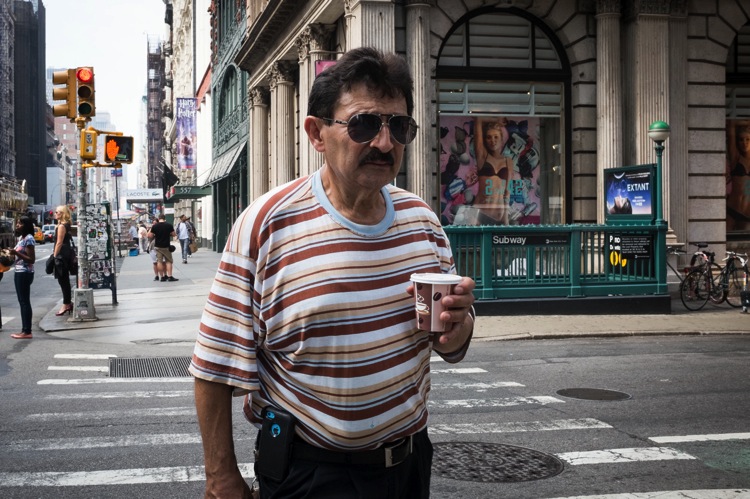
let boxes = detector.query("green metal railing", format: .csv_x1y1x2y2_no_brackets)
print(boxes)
445,224,668,300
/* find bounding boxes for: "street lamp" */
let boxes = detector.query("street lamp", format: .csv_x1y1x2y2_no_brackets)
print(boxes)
648,120,670,296
648,120,670,227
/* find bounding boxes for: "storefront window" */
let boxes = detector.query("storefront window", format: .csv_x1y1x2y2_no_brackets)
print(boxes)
726,23,750,237
437,9,568,227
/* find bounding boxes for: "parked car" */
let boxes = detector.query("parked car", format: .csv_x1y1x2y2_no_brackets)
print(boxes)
42,224,56,242
33,226,45,244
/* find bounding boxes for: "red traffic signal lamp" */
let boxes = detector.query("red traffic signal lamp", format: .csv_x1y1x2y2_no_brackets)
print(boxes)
104,135,133,164
76,67,95,118
51,69,76,119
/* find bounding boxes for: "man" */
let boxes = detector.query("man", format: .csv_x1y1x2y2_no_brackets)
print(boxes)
128,223,138,249
189,47,475,498
147,215,178,282
175,214,191,264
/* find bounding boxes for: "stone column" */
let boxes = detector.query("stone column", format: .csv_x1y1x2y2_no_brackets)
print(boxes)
344,0,394,52
269,61,297,188
596,0,623,224
249,86,270,201
405,0,435,205
297,24,335,177
668,6,688,244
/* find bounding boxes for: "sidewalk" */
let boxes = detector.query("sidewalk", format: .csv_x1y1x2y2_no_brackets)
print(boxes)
40,249,750,346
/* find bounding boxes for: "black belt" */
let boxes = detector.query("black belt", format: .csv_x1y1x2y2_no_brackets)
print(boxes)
292,432,418,468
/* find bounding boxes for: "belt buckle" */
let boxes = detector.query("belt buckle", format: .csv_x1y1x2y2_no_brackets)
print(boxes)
384,435,413,468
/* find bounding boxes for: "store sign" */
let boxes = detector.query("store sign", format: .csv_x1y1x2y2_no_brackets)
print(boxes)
125,189,163,202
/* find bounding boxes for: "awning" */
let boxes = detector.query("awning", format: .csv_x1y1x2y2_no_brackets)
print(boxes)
165,185,212,202
204,142,246,186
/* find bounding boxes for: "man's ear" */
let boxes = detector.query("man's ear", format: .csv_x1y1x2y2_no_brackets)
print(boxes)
304,116,326,153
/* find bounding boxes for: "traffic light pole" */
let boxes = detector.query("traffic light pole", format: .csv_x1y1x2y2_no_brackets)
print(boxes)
71,117,98,322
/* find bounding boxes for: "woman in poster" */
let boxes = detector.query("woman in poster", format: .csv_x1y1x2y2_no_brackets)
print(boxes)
473,117,513,225
727,123,750,231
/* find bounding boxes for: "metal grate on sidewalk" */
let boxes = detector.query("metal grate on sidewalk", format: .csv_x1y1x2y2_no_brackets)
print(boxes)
109,356,192,378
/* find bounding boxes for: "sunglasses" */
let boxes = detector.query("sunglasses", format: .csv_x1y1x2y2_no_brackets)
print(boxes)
321,113,418,145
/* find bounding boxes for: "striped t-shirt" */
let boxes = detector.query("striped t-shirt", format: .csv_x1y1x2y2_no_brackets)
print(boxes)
189,170,460,451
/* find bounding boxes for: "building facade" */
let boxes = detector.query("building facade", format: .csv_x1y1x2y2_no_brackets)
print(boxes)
173,0,750,261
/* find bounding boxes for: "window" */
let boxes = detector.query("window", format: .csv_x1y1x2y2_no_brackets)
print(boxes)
437,8,569,227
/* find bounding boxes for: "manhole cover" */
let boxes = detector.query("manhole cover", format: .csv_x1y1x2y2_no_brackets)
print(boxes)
432,442,564,483
556,388,631,401
109,357,191,378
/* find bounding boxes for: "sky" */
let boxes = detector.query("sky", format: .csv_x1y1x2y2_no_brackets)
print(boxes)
44,0,167,174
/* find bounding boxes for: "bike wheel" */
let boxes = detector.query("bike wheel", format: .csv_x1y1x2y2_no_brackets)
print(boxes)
725,267,745,308
680,269,710,311
707,263,726,304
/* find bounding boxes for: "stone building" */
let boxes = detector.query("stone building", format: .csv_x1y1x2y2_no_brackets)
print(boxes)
197,0,750,256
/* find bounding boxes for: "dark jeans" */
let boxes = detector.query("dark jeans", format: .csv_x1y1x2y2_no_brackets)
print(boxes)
179,238,190,260
56,271,72,305
14,272,34,333
258,429,433,499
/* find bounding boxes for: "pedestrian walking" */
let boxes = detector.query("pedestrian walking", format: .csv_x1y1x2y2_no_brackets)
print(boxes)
9,217,36,339
189,47,475,499
176,215,191,264
148,215,178,282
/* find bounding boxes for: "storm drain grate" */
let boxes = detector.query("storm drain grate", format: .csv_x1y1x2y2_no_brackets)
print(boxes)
433,442,564,483
109,357,192,378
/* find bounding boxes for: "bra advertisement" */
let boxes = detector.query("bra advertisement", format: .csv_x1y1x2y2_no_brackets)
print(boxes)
604,165,654,223
439,115,541,226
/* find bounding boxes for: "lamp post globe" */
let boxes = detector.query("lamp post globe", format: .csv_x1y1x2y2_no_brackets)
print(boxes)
648,120,670,144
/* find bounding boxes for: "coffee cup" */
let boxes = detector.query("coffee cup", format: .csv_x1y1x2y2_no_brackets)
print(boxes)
410,273,463,332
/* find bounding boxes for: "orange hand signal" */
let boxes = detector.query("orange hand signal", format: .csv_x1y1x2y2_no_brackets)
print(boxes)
106,139,120,162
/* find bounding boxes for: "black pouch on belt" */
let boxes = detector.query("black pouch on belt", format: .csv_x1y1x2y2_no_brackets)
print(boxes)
255,405,296,482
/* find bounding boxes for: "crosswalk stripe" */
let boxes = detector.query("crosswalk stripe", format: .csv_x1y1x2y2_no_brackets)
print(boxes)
38,377,193,384
43,390,193,400
649,432,750,443
0,463,255,487
53,354,117,359
432,381,524,389
27,407,195,421
431,367,487,374
429,395,564,409
48,366,109,372
549,489,750,499
557,447,696,465
429,418,611,435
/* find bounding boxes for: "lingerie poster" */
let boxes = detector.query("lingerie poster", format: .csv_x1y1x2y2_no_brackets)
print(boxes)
726,119,750,232
439,115,541,226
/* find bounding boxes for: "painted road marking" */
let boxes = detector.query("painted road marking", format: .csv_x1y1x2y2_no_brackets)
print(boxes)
38,377,193,384
430,418,611,435
53,354,117,359
429,395,564,409
26,407,195,422
432,367,487,374
431,381,524,389
650,432,750,443
549,489,750,498
557,447,696,465
43,390,193,400
48,366,109,372
0,463,255,487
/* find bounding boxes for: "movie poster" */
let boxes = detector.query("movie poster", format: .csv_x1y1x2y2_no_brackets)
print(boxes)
604,167,653,216
439,115,542,226
176,98,197,170
726,119,750,232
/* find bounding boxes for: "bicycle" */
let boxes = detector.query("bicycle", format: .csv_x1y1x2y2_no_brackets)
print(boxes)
677,243,720,311
709,251,748,308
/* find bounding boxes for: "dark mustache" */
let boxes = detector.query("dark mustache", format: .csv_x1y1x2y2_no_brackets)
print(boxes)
359,150,395,166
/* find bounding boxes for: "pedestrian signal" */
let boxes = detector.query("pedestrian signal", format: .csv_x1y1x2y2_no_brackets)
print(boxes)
80,128,97,160
51,69,76,119
104,135,133,164
76,67,96,118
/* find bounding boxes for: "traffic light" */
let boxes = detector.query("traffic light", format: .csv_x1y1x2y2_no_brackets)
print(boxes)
80,128,97,160
51,69,76,119
76,67,96,118
104,135,133,164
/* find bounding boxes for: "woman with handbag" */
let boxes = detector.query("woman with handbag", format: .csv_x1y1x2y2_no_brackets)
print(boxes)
52,205,75,316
